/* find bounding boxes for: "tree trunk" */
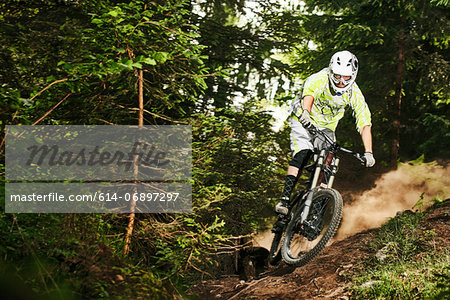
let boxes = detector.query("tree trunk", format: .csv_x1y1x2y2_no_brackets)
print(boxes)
123,69,144,255
391,21,406,169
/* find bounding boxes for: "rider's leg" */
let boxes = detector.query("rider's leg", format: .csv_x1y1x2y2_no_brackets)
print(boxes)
276,118,314,215
275,149,311,215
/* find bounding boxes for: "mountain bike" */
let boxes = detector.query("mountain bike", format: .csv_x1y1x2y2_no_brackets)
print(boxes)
269,126,366,267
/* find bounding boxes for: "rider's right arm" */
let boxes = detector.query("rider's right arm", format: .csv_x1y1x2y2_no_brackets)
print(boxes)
302,95,314,113
291,69,325,120
300,68,329,113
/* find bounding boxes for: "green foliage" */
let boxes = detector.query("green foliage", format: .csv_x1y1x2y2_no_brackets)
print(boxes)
350,200,449,299
351,255,449,299
431,0,450,6
0,211,174,299
1,0,210,126
373,211,430,261
193,0,292,111
413,192,426,212
419,113,450,159
81,0,210,114
146,214,226,282
192,100,289,235
0,1,227,297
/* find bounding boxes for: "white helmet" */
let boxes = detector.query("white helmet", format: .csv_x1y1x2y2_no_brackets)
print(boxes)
328,50,358,95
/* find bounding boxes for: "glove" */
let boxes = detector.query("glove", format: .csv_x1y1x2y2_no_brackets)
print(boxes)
299,109,312,129
364,152,375,167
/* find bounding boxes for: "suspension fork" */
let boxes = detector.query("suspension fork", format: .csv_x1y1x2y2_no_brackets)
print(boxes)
327,157,339,188
299,149,340,223
316,150,340,188
299,150,325,223
311,149,326,188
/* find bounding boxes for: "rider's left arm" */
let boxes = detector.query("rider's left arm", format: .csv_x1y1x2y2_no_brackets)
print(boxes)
360,125,373,153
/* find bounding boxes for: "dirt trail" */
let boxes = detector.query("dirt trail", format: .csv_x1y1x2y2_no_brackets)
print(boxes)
189,200,449,299
190,228,377,299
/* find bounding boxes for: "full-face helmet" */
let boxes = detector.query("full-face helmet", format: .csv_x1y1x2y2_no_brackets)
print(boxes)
328,50,358,95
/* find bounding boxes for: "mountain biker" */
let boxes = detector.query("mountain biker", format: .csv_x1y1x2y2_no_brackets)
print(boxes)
275,50,375,215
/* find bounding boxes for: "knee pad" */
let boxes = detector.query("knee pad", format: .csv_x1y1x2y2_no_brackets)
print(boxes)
289,149,312,169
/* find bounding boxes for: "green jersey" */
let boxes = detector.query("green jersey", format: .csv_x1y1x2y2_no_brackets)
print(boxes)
292,68,372,132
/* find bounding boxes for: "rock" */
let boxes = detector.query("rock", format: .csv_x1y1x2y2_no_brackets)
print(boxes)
375,242,396,262
337,264,353,276
360,280,383,289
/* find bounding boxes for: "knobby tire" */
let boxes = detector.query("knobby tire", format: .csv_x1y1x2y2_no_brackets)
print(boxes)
281,188,343,267
268,231,283,265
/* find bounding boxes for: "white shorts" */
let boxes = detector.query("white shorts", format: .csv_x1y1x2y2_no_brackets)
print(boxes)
289,117,336,156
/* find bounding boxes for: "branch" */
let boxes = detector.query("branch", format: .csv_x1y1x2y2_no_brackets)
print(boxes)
0,93,71,156
94,118,117,125
112,102,187,124
228,277,269,300
32,93,72,125
29,78,68,102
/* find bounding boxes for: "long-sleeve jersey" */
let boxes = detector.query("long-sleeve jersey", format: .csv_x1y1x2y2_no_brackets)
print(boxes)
291,68,372,132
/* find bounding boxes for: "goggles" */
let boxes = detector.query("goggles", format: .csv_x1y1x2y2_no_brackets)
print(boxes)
331,73,352,86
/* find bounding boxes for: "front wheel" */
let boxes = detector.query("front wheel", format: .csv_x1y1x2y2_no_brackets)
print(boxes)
268,216,289,265
268,231,283,265
281,188,343,267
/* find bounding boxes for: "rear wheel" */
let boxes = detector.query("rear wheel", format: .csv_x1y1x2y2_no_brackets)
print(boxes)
281,188,342,267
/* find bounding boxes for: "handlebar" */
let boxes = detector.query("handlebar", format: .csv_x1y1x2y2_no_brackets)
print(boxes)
340,147,367,165
306,125,367,166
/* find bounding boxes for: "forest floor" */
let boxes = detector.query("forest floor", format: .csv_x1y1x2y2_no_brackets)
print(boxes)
188,200,449,299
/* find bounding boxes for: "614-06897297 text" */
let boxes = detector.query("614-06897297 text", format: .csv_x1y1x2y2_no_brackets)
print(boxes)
8,192,180,202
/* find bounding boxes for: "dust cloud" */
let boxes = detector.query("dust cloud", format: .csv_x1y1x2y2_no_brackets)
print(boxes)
335,162,449,240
